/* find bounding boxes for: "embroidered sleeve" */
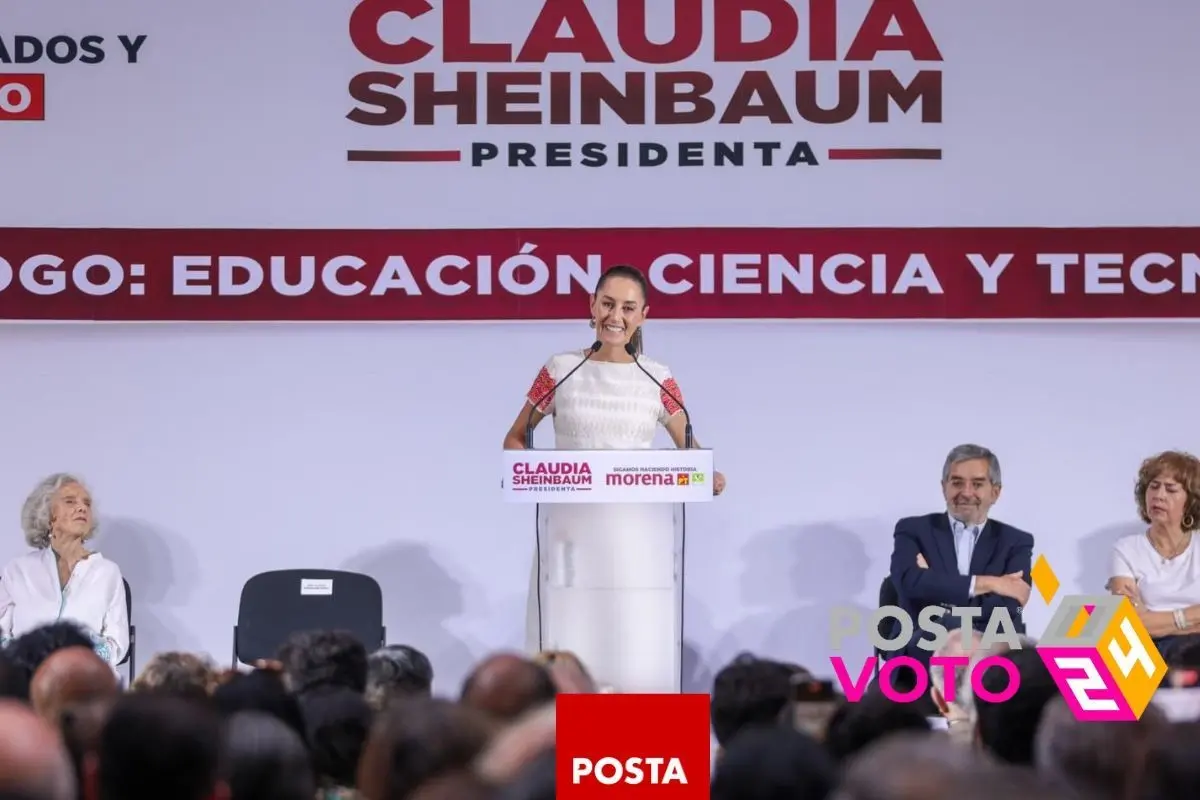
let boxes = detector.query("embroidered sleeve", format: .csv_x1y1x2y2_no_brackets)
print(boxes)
526,365,557,414
92,634,113,663
660,377,685,418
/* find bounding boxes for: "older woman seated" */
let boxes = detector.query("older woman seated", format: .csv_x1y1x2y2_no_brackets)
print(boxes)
0,473,129,667
1108,451,1200,662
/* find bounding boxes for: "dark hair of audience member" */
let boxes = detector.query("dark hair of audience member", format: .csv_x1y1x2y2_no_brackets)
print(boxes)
277,630,369,695
221,711,316,800
823,689,932,761
211,669,308,747
409,770,497,800
0,650,29,702
710,654,800,747
712,726,836,800
61,697,116,796
356,696,500,800
498,747,554,800
1141,721,1200,799
5,621,94,699
872,660,940,717
972,648,1060,765
367,645,434,710
298,687,372,789
459,658,558,722
97,693,224,800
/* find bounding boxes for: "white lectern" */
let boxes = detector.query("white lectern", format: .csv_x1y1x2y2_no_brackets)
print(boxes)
502,449,713,693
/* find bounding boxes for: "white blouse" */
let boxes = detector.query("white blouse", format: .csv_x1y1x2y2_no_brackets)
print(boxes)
0,548,129,665
1110,533,1200,612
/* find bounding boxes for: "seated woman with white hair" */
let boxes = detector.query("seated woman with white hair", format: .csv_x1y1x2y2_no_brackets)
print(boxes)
0,473,129,666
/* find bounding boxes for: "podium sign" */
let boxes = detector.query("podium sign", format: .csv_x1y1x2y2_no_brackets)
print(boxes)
501,449,714,504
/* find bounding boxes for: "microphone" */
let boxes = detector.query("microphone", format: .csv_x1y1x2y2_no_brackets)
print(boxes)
625,342,694,449
523,341,602,449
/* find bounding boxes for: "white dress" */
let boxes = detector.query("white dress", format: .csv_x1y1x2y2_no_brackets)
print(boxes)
522,349,686,693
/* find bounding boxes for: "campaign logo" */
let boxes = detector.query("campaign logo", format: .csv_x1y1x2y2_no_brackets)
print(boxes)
0,74,43,121
676,473,690,486
556,693,709,800
1031,556,1167,721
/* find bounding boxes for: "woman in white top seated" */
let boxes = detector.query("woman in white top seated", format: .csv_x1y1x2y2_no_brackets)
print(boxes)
0,473,129,666
1108,450,1200,663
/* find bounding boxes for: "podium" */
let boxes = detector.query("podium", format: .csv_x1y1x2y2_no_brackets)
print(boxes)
502,448,713,693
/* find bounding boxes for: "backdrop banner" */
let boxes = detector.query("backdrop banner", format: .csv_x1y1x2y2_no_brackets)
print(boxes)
0,227,1197,321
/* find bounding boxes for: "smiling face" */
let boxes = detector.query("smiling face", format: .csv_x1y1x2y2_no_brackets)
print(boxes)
589,275,648,349
1144,471,1187,529
50,481,93,541
942,458,1001,526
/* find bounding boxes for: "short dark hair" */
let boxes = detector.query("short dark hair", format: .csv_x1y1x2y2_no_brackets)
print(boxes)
710,654,797,747
5,620,94,699
973,649,1060,765
98,693,223,800
366,645,434,710
277,630,368,695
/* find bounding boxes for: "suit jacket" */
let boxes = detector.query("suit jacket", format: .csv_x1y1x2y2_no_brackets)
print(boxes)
887,512,1033,660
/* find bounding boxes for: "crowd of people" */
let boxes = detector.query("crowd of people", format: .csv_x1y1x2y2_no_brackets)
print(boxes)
1,622,1200,799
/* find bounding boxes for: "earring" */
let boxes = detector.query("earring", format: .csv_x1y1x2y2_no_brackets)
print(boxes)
1186,514,1196,530
588,319,595,328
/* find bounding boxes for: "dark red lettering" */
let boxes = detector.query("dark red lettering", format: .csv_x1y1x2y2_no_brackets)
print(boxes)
348,0,433,64
347,72,406,124
867,70,941,122
808,0,838,61
413,72,478,124
720,71,790,123
845,0,942,61
654,72,715,124
579,73,646,125
518,0,613,62
795,71,858,124
616,0,702,64
442,0,512,61
713,0,799,62
487,72,541,123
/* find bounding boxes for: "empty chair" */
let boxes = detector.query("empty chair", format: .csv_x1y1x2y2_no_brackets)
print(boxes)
232,569,385,666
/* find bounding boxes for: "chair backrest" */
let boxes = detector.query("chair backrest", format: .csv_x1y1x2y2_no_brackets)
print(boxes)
235,569,384,664
118,578,132,666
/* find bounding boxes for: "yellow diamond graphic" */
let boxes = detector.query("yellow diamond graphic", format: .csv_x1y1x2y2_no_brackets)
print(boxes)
1030,554,1060,604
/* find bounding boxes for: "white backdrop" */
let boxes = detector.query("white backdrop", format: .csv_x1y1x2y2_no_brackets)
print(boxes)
0,321,1193,690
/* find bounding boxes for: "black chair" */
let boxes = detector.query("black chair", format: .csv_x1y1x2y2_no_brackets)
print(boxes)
232,569,385,666
118,578,136,679
875,575,900,674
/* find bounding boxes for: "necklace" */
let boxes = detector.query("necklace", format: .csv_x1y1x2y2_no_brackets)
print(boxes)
1151,531,1191,564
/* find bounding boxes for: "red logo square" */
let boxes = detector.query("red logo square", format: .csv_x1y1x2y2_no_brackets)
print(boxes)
557,694,710,800
0,74,45,121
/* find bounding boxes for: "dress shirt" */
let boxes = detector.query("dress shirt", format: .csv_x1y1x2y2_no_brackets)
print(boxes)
949,514,984,598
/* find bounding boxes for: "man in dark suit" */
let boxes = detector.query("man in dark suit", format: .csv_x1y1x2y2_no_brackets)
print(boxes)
887,444,1033,662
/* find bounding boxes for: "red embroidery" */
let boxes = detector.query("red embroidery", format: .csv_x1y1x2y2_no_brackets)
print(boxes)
527,366,556,412
660,377,684,416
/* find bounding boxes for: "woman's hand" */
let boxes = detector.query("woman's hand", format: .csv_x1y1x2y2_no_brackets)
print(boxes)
713,471,726,496
1107,577,1143,609
49,531,91,573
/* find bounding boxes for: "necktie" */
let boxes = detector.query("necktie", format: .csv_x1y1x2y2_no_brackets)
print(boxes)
956,523,975,576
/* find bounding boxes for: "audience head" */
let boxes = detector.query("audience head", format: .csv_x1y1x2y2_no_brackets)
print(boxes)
1034,695,1167,800
532,650,597,693
366,644,434,711
1141,719,1200,799
211,669,307,747
1136,450,1200,532
459,653,557,722
710,653,800,748
277,630,368,695
356,696,499,800
6,621,96,700
220,711,315,800
476,703,556,786
97,692,225,800
712,726,836,800
298,686,372,790
133,651,219,700
0,698,76,800
973,647,1059,765
824,691,932,762
60,698,114,800
941,444,1002,525
22,473,97,549
29,645,118,724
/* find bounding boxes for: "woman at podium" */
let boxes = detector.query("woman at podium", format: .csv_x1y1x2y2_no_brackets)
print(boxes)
503,265,725,693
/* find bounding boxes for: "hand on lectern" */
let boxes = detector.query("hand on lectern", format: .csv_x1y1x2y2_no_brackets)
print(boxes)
713,471,726,496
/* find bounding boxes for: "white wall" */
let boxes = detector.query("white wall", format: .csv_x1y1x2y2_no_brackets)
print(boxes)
1,321,1192,691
